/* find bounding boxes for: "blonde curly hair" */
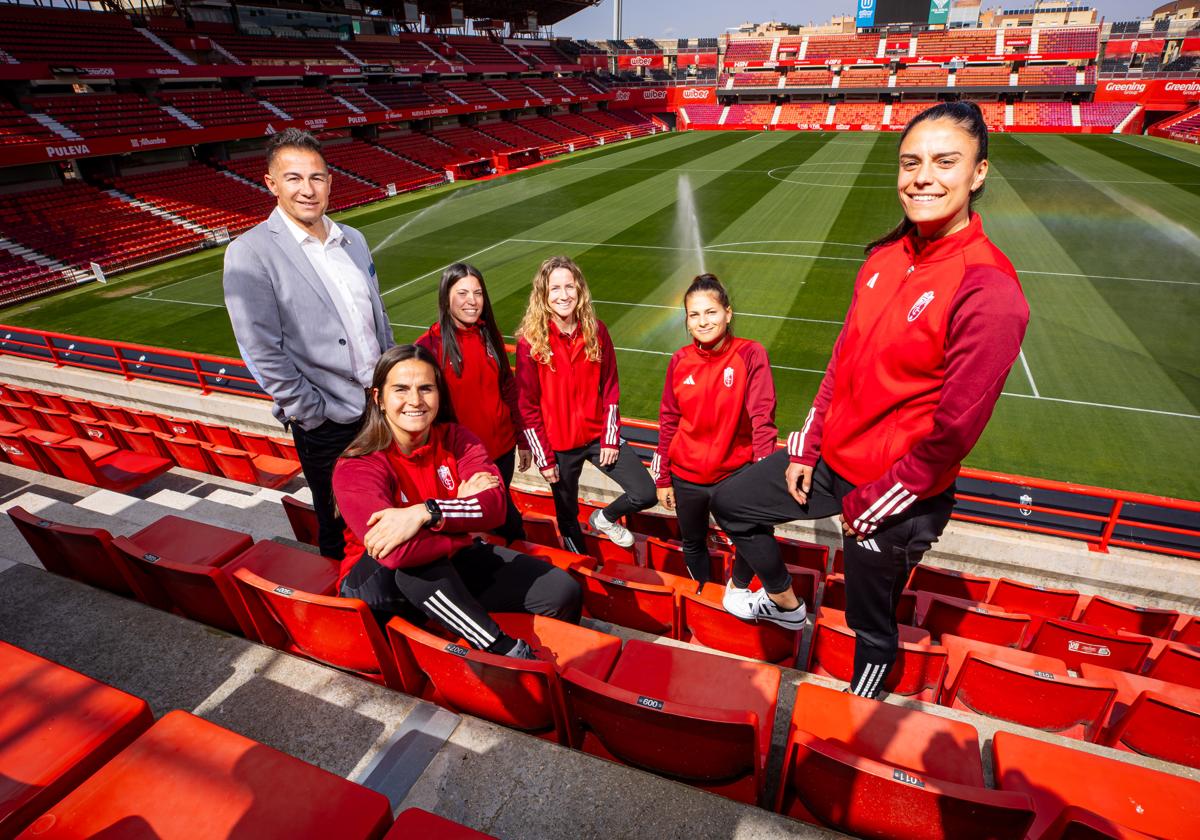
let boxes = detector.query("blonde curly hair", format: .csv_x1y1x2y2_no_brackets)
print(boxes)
517,255,601,368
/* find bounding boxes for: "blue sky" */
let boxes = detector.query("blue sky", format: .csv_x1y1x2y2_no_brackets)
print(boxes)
552,1,1166,39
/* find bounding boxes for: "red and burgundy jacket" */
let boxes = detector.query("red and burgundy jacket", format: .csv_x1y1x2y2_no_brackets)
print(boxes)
332,423,505,587
787,213,1029,537
515,319,620,470
416,321,520,460
653,335,778,487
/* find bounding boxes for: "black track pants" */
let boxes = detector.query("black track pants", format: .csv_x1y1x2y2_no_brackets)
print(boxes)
550,439,656,554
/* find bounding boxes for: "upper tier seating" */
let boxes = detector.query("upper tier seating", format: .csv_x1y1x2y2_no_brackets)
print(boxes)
896,66,949,87
724,39,772,63
523,77,574,99
343,36,441,65
321,139,443,191
556,77,605,97
915,29,997,55
784,69,833,87
0,181,205,271
1012,102,1071,126
1079,101,1137,127
732,72,777,88
255,86,356,118
327,84,386,112
955,65,1010,86
1039,26,1101,54
221,155,381,211
157,88,277,127
103,162,273,235
839,67,889,88
0,5,175,63
776,103,829,124
520,43,572,65
205,33,348,64
27,93,187,139
363,82,438,109
446,36,524,65
0,101,58,145
441,81,505,105
486,79,540,101
1018,64,1078,86
805,34,879,60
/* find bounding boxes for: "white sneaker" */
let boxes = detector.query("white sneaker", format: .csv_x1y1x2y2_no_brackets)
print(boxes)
722,580,755,619
589,508,634,548
743,588,807,630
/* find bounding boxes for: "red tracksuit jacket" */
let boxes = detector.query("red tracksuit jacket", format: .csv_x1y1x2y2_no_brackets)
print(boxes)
416,321,519,460
653,335,778,488
787,213,1029,536
515,320,620,470
332,424,505,586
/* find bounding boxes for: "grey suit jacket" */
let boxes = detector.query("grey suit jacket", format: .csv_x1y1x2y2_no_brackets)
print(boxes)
223,209,395,430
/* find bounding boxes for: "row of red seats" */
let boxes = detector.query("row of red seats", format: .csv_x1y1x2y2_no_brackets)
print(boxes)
0,639,487,838
103,161,275,237
0,381,300,489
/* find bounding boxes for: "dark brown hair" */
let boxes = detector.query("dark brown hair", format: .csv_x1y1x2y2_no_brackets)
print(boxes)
865,101,989,254
684,273,730,309
265,127,326,171
435,263,511,383
341,344,454,458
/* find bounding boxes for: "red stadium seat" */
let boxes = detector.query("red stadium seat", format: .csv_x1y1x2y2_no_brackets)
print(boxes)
562,639,779,805
1175,615,1200,647
387,612,620,743
1027,619,1153,674
384,808,494,839
908,564,994,602
505,539,598,572
129,514,254,567
126,407,169,433
195,420,240,448
67,415,127,449
987,577,1080,631
0,641,153,837
282,494,319,547
1079,595,1179,639
233,427,283,457
776,537,829,577
509,486,557,517
203,443,301,488
93,401,137,427
644,536,729,583
939,633,1068,698
945,653,1115,740
574,561,690,636
807,607,946,701
748,565,820,614
7,506,144,599
582,531,638,567
820,573,918,625
918,592,1031,647
1144,640,1200,689
159,434,219,473
1081,663,1200,766
111,423,175,459
520,512,563,549
992,730,1200,839
624,509,681,541
232,567,411,690
776,682,1034,839
22,709,393,840
31,438,172,491
679,582,802,665
60,393,100,420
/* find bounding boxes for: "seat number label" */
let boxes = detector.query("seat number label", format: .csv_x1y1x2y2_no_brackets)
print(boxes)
445,643,469,657
893,769,925,787
273,586,294,596
1035,670,1055,679
637,695,664,711
143,553,160,564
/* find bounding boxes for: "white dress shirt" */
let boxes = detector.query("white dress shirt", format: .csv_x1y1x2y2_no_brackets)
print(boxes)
275,207,381,386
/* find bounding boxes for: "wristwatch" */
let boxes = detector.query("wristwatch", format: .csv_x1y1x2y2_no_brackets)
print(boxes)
423,498,444,531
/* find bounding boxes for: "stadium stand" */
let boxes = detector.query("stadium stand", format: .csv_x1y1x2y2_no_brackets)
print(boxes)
915,29,996,55
26,93,187,139
954,65,1011,86
343,34,444,65
446,35,525,65
0,101,57,146
201,32,349,64
157,88,280,127
832,103,886,124
320,139,444,192
1079,101,1137,127
896,66,949,87
776,103,830,124
888,101,939,125
434,124,512,156
101,162,274,235
376,131,472,169
221,155,381,211
476,119,565,155
363,81,440,108
784,69,833,87
523,77,574,99
441,80,507,105
681,104,725,125
255,86,357,118
732,71,777,88
805,34,880,60
1039,26,1101,54
1017,64,1079,86
839,66,889,88
1012,101,1072,127
724,104,775,126
723,39,773,63
0,5,175,63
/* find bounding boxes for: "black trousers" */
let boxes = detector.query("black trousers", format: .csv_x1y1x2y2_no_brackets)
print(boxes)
670,474,728,585
493,448,527,544
711,451,955,695
291,416,363,561
340,539,582,647
551,439,656,554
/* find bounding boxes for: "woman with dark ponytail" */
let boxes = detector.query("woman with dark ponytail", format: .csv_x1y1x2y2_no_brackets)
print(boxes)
711,102,1029,699
416,263,528,543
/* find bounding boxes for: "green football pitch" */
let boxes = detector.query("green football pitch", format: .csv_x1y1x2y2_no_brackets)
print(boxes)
5,130,1199,499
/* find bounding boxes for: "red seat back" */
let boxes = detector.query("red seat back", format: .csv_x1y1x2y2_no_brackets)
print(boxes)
282,495,319,547
1176,616,1200,647
204,445,260,484
807,617,947,701
1146,643,1200,690
645,537,728,584
575,564,681,637
0,430,48,472
987,577,1080,620
7,507,140,598
34,440,101,484
1103,690,1200,769
160,435,216,473
821,573,917,624
908,564,994,601
582,532,637,567
231,567,408,690
509,486,556,517
919,593,1030,647
624,509,681,542
520,513,562,549
776,537,829,576
680,583,800,665
1029,619,1153,673
1081,595,1180,639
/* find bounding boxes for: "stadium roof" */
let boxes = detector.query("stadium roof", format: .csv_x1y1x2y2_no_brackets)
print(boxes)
146,0,603,27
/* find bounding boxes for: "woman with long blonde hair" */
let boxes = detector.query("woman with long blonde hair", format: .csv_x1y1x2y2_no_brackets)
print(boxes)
515,255,655,554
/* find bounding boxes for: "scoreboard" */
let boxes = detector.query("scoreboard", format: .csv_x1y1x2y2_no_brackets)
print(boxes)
855,0,952,27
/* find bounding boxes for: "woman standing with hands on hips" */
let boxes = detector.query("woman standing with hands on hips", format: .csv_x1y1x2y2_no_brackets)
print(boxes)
712,102,1029,699
653,275,785,600
515,255,657,554
417,263,528,543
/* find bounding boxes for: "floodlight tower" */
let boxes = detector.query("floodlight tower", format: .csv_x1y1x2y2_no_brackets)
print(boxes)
613,0,622,40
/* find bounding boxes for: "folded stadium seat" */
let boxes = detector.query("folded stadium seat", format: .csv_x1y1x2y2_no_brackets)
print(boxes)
521,511,563,549
509,486,558,518
232,428,281,457
679,582,802,665
271,435,297,460
1080,663,1200,767
1078,594,1180,640
944,652,1115,740
939,633,1069,701
832,547,844,574
807,607,946,701
387,612,621,744
0,400,19,424
32,439,172,492
23,406,80,438
127,407,169,433
775,682,1035,839
992,730,1200,839
1027,618,1153,674
644,536,730,584
624,509,682,542
60,394,100,420
22,709,393,840
7,506,147,600
917,592,1031,647
776,537,829,577
17,424,117,463
231,567,411,690
282,495,319,547
820,573,918,625
92,401,137,427
384,808,493,838
0,382,38,406
908,564,995,602
1176,615,1200,647
67,414,127,449
505,539,598,572
562,639,779,805
1144,639,1200,689
160,415,202,439
583,531,639,568
195,420,239,448
574,561,691,637
159,434,220,474
986,577,1081,639
203,443,302,489
109,423,174,459
0,641,153,838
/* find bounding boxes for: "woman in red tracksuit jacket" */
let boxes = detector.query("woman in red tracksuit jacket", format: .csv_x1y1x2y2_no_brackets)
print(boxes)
653,274,781,590
333,344,580,659
515,255,656,555
416,262,528,543
712,101,1030,699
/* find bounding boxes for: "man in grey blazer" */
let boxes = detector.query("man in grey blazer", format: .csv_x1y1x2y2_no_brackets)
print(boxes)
224,128,394,560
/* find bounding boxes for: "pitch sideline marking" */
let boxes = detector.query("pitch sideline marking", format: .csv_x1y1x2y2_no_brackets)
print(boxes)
1110,134,1200,170
1019,349,1040,398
